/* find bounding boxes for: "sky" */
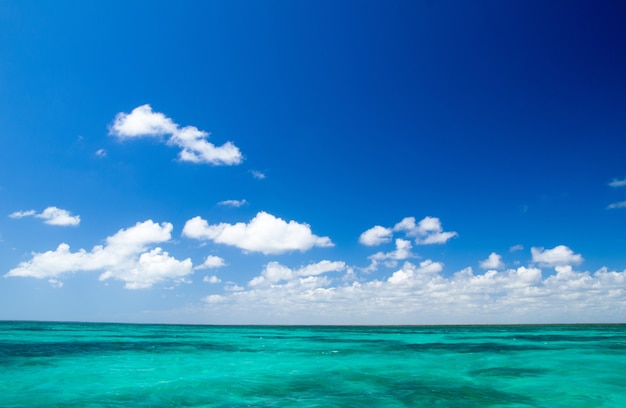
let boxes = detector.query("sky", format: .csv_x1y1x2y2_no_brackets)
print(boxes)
1,0,625,324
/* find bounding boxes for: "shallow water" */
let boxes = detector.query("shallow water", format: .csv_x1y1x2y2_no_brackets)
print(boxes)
1,322,624,407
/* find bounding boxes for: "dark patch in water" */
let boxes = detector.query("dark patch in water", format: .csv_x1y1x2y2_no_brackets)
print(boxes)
407,341,551,353
469,366,547,378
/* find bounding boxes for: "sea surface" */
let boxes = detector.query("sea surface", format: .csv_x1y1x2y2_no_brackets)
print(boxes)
0,322,625,407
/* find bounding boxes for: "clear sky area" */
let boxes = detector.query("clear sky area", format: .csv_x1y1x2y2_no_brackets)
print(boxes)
1,1,625,324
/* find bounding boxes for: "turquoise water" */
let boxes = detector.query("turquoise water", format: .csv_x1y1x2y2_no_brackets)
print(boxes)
1,322,625,407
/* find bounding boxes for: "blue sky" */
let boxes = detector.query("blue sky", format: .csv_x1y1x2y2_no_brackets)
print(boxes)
1,1,625,324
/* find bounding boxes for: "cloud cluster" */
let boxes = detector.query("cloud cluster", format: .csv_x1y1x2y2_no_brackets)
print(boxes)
359,216,457,272
5,220,192,289
359,216,457,247
198,245,626,324
9,207,80,226
249,260,345,286
182,211,333,255
110,105,243,166
365,239,417,270
394,216,458,244
6,198,624,324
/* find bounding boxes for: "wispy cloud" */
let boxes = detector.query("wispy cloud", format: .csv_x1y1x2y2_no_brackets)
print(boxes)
182,211,333,255
217,199,248,208
609,178,626,188
110,104,243,166
9,210,36,219
9,207,80,226
251,170,266,180
607,201,626,209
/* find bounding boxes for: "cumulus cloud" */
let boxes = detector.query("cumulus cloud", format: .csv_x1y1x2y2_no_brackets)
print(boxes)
182,211,333,255
480,252,505,270
196,256,626,325
203,275,222,284
359,225,393,246
367,239,417,269
393,216,458,245
531,245,584,267
109,104,243,166
251,170,266,180
9,207,80,226
359,216,457,249
249,260,345,287
5,220,192,289
95,148,107,157
195,255,226,270
217,199,248,208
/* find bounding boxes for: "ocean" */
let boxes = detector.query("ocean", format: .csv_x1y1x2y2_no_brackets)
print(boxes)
0,321,624,407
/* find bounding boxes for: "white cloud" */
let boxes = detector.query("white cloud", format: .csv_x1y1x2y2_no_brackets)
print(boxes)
37,207,80,226
167,125,242,165
360,216,457,248
9,210,36,218
95,148,107,157
480,252,505,270
531,245,583,267
509,244,524,252
607,201,626,209
9,207,80,226
368,239,417,268
48,278,63,288
609,178,626,188
203,275,221,284
251,170,266,180
359,225,393,246
387,260,444,284
225,284,245,292
217,199,248,208
182,211,333,255
99,247,192,290
110,104,243,166
249,260,345,287
110,104,177,138
393,216,458,245
196,259,626,325
5,220,192,289
195,255,226,270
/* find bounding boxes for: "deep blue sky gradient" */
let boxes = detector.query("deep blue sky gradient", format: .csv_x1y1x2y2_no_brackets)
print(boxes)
1,1,625,323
